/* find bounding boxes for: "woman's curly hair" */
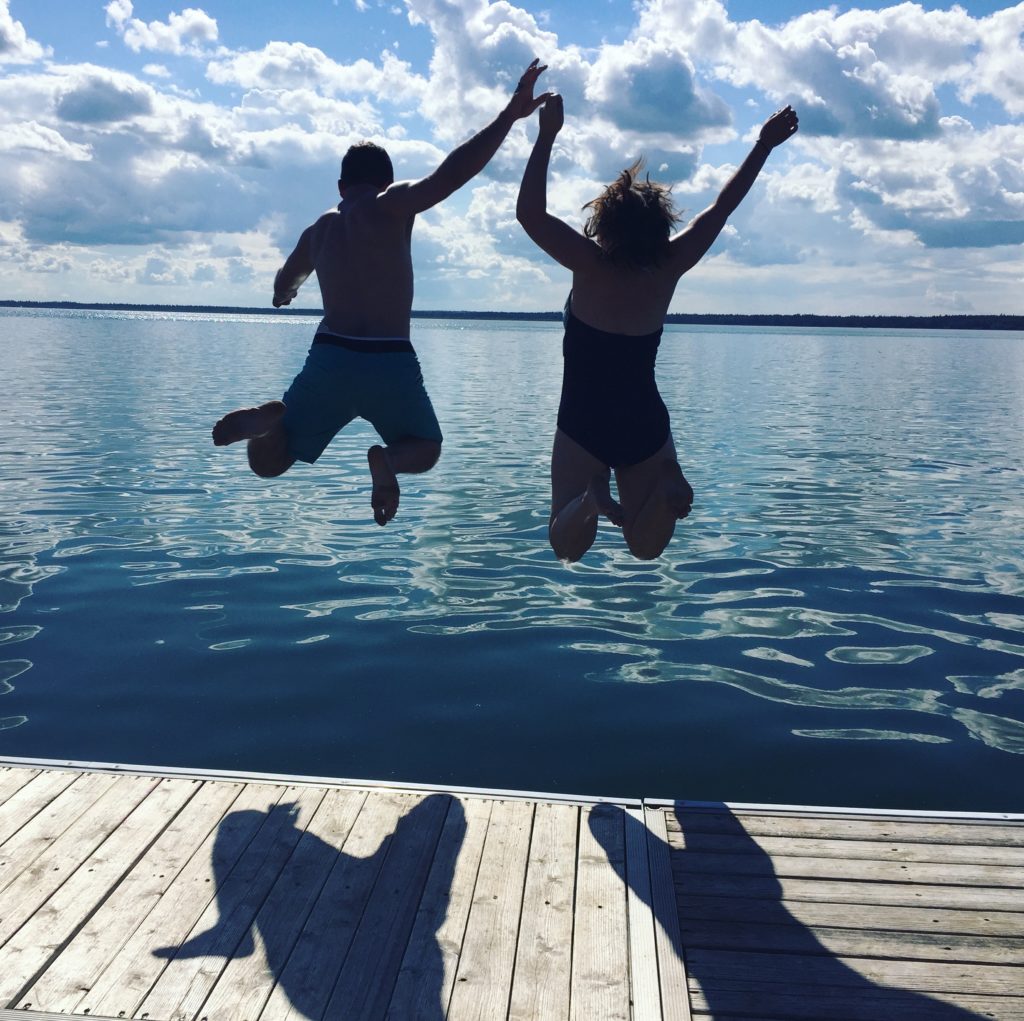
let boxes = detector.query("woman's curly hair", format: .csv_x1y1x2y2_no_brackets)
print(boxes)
583,159,681,268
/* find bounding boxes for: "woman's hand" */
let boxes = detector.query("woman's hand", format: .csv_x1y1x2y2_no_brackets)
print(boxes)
759,104,799,149
538,93,564,139
505,59,552,121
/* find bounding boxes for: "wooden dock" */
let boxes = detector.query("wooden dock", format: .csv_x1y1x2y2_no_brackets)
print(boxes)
0,757,1021,1020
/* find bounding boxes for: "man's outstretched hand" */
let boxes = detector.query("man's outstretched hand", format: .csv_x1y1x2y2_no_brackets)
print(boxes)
505,58,552,120
759,104,799,149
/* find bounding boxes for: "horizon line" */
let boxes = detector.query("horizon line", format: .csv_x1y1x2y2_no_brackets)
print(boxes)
2,299,1022,331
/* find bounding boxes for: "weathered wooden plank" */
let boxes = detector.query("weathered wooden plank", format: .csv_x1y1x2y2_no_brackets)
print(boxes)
137,785,326,1021
674,848,1024,888
0,769,73,845
667,827,1024,867
688,979,1023,1020
625,806,662,1021
386,796,492,1021
570,803,630,1021
439,797,534,1021
0,770,119,898
22,778,242,1013
673,870,1024,912
685,947,1024,996
0,773,160,957
322,792,454,1021
83,783,288,1020
677,891,1024,938
0,767,40,805
678,916,1024,964
201,787,365,1021
644,806,692,1021
3,777,197,1008
668,810,1024,847
507,801,578,1021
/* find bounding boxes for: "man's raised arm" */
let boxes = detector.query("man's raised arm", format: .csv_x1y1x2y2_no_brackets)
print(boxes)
379,59,551,218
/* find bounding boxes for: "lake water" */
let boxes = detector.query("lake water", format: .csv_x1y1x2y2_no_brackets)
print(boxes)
3,308,1024,812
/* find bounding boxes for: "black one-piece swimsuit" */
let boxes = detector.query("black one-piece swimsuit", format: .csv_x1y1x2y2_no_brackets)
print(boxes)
556,297,671,468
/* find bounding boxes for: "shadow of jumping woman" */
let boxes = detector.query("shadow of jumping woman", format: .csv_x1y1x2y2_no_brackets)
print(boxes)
588,802,992,1020
154,792,464,1020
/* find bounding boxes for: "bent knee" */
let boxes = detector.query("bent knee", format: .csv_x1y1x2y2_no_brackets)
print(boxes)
624,534,669,561
250,462,290,479
423,439,442,471
247,450,294,478
550,542,584,564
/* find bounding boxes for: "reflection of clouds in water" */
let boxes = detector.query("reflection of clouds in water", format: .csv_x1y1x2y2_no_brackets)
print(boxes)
591,658,1024,755
948,670,1024,700
793,729,953,745
825,645,933,665
742,647,814,668
0,626,41,646
950,708,1024,755
0,659,31,731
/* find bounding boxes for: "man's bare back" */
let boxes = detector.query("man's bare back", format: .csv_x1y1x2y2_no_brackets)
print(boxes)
276,190,417,339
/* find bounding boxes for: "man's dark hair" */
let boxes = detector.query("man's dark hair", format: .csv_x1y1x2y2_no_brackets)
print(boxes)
340,141,395,189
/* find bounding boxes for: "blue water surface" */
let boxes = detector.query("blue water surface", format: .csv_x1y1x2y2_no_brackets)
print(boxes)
2,308,1024,811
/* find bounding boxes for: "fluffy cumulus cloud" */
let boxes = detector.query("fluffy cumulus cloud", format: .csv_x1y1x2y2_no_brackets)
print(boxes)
55,69,155,124
105,1,218,56
0,0,47,64
0,0,1021,312
207,43,426,104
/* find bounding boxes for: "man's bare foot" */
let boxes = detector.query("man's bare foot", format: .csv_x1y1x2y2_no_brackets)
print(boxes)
662,460,694,519
367,445,400,526
587,473,624,527
212,400,285,446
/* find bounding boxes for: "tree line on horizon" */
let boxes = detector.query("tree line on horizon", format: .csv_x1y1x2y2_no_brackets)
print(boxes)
2,299,1022,331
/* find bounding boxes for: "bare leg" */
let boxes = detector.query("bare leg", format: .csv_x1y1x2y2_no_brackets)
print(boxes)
212,399,295,478
549,429,620,562
616,439,694,561
367,437,441,526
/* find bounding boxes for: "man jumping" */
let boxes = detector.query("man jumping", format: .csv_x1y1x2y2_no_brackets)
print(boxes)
213,60,550,525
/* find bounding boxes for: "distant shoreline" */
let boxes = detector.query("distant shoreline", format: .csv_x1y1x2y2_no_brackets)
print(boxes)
2,299,1022,331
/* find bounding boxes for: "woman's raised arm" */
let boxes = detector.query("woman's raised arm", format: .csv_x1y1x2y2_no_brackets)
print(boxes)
516,95,596,271
670,104,799,275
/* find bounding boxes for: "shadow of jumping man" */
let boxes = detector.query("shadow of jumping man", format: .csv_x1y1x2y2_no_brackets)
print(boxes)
589,802,990,1021
154,792,465,1020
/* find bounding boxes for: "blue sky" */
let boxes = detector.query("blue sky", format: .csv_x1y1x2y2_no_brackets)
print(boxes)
1,0,1022,314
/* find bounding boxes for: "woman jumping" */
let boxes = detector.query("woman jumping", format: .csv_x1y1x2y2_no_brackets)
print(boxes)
516,96,798,562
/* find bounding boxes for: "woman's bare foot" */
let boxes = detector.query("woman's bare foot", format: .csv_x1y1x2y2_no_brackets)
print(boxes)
212,400,285,446
367,445,400,526
587,473,624,527
662,460,694,519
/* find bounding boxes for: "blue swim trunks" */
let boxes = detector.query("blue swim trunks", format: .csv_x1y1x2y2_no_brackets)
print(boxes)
281,333,443,464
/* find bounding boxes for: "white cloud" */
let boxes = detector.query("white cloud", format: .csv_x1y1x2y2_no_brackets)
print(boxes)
964,5,1024,116
0,0,48,64
0,121,91,161
586,37,731,138
136,255,187,285
110,4,219,56
207,43,425,104
56,70,154,124
104,1,132,30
